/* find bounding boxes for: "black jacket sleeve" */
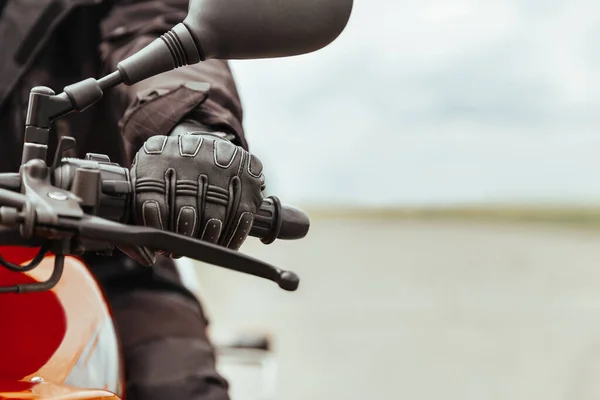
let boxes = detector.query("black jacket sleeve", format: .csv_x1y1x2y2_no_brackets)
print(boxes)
99,0,247,160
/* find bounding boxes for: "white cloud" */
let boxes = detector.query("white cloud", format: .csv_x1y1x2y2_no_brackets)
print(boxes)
230,0,600,206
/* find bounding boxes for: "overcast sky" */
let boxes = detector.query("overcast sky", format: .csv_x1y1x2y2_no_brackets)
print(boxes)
230,0,600,207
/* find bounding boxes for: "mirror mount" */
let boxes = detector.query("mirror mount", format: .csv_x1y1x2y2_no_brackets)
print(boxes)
21,72,124,165
21,20,203,167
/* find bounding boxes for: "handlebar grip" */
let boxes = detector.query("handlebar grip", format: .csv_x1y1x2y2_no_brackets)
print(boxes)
55,156,309,245
250,196,310,244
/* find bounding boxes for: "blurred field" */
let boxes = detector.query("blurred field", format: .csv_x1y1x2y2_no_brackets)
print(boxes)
193,208,600,400
306,205,600,228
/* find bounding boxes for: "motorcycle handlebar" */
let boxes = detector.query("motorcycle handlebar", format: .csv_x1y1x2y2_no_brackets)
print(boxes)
0,156,308,292
51,157,310,243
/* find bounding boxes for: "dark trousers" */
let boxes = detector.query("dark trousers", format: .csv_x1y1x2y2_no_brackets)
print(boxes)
84,252,231,400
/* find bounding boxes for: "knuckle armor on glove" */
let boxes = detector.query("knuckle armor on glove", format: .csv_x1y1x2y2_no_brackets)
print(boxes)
130,133,265,253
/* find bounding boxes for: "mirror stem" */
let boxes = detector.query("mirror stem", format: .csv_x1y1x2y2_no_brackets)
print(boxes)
21,71,124,165
116,23,201,85
98,71,124,91
21,22,201,166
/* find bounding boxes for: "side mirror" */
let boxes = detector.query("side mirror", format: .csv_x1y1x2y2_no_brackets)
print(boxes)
116,0,353,85
184,0,354,60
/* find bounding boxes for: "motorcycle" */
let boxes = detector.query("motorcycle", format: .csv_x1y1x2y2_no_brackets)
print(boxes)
0,0,353,398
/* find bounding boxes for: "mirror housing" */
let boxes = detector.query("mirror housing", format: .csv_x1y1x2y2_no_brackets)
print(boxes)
116,0,353,85
184,0,354,60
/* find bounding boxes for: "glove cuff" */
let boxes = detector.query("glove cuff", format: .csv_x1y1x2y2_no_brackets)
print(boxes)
169,120,237,143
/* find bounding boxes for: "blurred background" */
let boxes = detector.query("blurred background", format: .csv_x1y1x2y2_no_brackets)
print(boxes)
193,0,600,399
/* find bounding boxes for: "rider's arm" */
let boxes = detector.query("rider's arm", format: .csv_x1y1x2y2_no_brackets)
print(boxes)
99,0,247,160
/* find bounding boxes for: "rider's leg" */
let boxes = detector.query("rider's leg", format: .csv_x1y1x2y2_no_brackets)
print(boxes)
84,252,231,400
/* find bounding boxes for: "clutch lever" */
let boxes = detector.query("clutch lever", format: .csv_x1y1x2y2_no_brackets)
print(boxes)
56,215,300,291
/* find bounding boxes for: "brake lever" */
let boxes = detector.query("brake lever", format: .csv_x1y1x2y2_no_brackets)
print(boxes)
55,215,300,291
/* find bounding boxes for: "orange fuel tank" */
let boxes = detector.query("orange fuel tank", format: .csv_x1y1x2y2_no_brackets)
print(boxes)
0,380,118,399
0,248,123,399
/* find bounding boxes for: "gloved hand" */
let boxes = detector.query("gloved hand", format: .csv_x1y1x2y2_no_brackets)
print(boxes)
119,131,265,266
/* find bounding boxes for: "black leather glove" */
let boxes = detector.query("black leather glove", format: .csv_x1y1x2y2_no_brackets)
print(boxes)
120,130,265,265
